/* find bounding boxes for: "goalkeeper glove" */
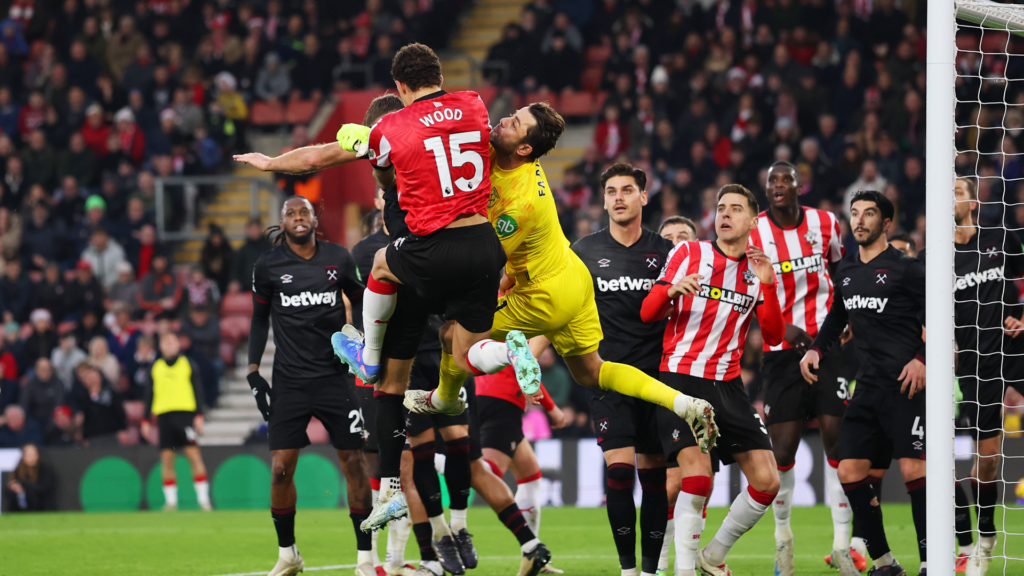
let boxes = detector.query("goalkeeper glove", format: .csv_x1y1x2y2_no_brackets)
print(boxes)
247,371,274,421
337,123,371,156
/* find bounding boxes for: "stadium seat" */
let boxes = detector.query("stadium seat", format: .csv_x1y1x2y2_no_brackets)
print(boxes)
560,89,594,118
526,90,559,110
593,90,610,113
285,100,318,125
220,292,253,318
581,67,604,92
250,101,285,126
220,316,251,344
585,45,612,67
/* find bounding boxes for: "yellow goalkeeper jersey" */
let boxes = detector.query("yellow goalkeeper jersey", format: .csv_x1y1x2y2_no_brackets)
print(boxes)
487,146,573,285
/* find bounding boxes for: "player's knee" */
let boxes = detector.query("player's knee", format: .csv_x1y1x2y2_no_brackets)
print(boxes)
838,460,867,484
771,447,797,469
438,321,455,354
750,470,780,495
270,461,294,484
976,454,1000,481
898,458,926,483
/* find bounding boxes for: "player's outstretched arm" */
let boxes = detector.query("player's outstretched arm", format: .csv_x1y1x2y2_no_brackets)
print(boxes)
233,142,360,174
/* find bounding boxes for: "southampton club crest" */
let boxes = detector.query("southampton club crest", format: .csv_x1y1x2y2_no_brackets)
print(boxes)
742,269,757,286
804,230,818,247
672,429,680,442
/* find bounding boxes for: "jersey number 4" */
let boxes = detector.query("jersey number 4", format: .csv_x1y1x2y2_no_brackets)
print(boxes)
424,131,484,197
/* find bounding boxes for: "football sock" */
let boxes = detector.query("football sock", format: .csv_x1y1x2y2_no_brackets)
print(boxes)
466,339,510,375
350,508,372,551
411,443,444,518
193,475,210,509
279,544,298,560
606,463,638,570
658,508,674,573
906,477,927,562
637,467,668,575
444,437,472,518
977,479,998,538
370,528,381,568
825,459,852,551
428,514,452,539
773,463,795,541
705,485,775,565
598,362,681,412
955,480,974,549
515,471,543,536
437,351,469,403
271,506,296,548
676,476,711,573
413,522,439,561
162,479,178,507
362,275,397,366
450,508,468,533
498,503,538,548
843,478,890,560
385,516,412,569
375,392,406,479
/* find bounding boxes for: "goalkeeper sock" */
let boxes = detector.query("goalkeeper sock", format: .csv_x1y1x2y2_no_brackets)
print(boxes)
676,476,711,573
606,463,638,570
843,479,890,560
466,339,510,375
638,467,667,575
162,479,178,507
955,480,974,550
444,437,472,517
271,506,296,547
375,392,406,480
437,351,470,403
385,515,412,569
370,527,381,568
906,477,927,562
350,508,372,551
413,522,439,561
825,459,852,551
411,443,444,519
515,471,543,536
362,275,397,366
658,507,674,572
773,463,795,541
598,362,681,411
977,479,998,538
704,485,775,565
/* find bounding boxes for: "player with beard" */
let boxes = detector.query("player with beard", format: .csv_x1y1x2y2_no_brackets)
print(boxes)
246,196,374,576
747,162,856,575
641,184,786,576
571,163,673,576
800,191,927,576
921,177,1024,575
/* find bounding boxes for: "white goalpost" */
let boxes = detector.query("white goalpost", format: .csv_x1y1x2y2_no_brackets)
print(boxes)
932,1,1024,574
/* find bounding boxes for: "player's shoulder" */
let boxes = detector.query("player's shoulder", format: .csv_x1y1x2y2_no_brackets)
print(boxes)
640,228,674,252
572,227,609,250
319,239,352,258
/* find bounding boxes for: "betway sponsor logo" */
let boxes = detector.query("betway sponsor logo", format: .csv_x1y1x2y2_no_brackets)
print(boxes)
955,266,1004,292
697,285,755,313
843,295,888,313
279,291,338,307
596,276,655,292
772,253,824,275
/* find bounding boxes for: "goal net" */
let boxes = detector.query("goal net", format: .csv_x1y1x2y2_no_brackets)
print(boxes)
952,1,1024,573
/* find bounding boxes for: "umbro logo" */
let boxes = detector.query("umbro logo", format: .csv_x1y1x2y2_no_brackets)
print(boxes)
394,237,407,249
599,258,610,268
281,274,293,284
843,277,851,286
616,527,632,535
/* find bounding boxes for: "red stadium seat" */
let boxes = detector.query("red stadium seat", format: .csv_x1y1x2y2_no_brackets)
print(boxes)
220,292,253,318
559,89,594,118
526,89,559,110
593,91,610,114
250,101,285,126
285,100,318,125
220,341,237,366
220,316,251,344
581,67,604,92
585,45,612,67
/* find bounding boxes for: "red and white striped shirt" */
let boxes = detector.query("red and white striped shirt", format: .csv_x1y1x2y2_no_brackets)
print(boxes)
654,241,769,381
749,207,843,352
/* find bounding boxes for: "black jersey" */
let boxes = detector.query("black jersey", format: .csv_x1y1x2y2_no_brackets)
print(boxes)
921,227,1024,378
572,227,673,374
810,245,925,389
252,240,364,379
351,229,389,333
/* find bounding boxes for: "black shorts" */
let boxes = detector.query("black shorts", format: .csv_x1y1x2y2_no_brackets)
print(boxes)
157,411,198,450
269,374,364,451
839,383,926,462
657,372,771,465
382,285,446,361
351,378,378,453
478,395,525,458
761,346,847,426
958,375,1017,442
386,223,506,336
405,350,471,438
586,387,663,455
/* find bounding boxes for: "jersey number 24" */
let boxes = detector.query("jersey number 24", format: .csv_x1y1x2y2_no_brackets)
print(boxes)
423,131,484,197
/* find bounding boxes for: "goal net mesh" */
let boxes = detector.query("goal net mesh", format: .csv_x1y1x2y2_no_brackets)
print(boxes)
954,1,1024,571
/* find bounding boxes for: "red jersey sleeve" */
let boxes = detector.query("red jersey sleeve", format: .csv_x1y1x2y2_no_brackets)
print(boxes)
366,117,392,169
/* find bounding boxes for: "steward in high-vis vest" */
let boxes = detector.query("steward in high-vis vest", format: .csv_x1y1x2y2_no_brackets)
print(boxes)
141,332,212,511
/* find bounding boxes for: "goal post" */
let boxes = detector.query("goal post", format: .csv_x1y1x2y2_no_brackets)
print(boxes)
926,1,956,574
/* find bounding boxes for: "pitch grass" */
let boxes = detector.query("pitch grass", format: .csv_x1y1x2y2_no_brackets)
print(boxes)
0,505,1022,575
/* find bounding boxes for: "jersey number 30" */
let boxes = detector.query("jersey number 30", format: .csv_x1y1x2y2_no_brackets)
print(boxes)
424,131,484,197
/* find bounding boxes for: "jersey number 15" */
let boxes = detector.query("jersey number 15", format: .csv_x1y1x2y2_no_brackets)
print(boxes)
423,131,484,197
